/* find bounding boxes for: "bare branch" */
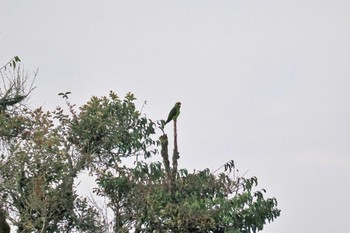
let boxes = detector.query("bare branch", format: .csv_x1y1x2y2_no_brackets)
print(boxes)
0,64,37,113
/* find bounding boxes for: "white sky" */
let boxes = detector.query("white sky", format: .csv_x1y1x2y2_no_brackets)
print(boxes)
1,1,350,232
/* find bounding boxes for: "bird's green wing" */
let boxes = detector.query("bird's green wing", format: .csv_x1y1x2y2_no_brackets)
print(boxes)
165,106,177,124
174,104,180,118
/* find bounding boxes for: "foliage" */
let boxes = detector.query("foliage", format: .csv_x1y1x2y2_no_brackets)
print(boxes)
70,91,157,169
0,57,280,232
94,160,280,233
0,56,21,71
0,67,159,232
0,106,103,232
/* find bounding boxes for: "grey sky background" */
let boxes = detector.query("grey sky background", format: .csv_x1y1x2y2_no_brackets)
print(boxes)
1,1,350,232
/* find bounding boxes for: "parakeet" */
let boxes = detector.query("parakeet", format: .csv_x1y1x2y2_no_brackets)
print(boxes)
165,102,181,124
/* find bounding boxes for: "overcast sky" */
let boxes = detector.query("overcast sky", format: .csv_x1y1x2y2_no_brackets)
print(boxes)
1,1,350,232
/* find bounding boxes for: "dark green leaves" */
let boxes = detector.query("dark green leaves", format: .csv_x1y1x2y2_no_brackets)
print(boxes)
58,91,71,99
0,56,21,71
10,56,21,69
71,91,157,167
94,159,280,232
224,160,235,172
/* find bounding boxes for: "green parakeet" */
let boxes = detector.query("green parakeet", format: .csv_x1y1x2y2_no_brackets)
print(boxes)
165,102,181,124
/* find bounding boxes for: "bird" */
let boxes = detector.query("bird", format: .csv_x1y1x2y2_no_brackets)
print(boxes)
165,102,181,125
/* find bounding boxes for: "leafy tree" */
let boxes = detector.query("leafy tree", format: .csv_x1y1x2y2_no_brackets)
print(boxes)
0,58,105,232
0,57,280,232
94,151,280,232
0,66,159,232
0,105,105,232
70,91,157,169
91,100,281,232
70,91,158,232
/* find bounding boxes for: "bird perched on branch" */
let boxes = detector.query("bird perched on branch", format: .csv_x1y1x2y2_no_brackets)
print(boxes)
165,102,181,125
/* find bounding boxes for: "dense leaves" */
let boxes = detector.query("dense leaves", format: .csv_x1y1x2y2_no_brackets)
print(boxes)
94,161,280,232
0,59,280,232
0,84,158,231
0,106,103,232
71,91,157,168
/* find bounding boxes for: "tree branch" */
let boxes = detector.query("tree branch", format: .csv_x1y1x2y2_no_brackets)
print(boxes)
160,134,172,193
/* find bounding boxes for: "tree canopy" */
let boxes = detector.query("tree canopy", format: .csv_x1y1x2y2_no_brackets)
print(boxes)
0,57,280,233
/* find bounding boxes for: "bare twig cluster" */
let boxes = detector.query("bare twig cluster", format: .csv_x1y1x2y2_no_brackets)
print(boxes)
0,57,36,114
